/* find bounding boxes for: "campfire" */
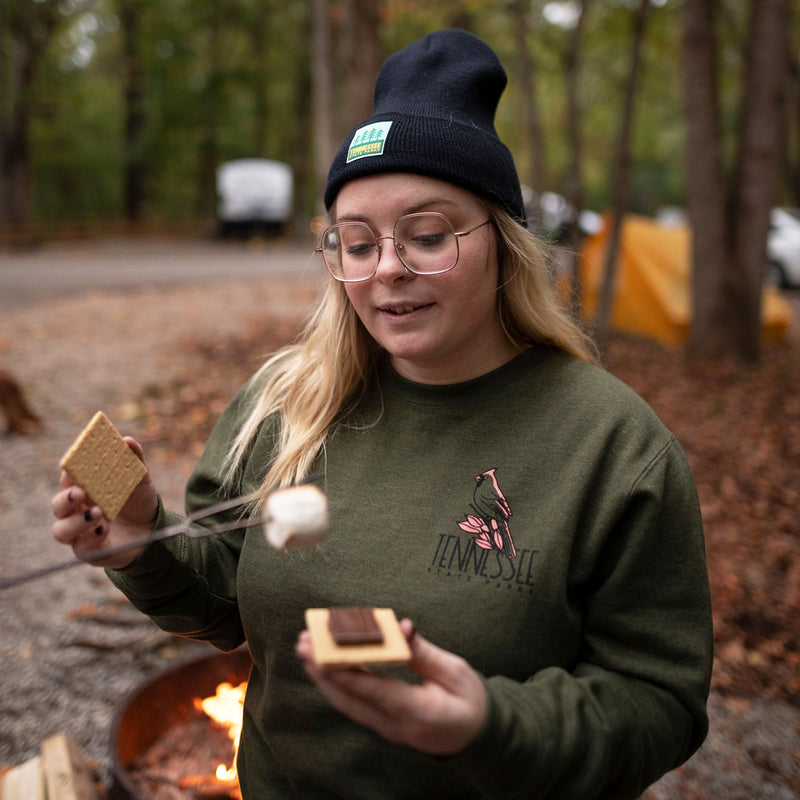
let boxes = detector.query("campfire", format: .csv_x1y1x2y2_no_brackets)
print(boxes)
126,679,247,799
111,647,251,800
189,680,247,787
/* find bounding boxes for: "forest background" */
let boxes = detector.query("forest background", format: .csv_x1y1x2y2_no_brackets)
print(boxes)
2,0,799,362
3,0,799,225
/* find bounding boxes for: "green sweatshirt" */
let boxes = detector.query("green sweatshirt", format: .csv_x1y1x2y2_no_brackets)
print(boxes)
108,346,713,799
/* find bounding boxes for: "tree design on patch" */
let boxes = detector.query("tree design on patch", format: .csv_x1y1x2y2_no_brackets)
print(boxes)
457,468,517,558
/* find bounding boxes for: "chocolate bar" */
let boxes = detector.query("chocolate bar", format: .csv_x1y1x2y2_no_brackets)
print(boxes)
328,606,384,645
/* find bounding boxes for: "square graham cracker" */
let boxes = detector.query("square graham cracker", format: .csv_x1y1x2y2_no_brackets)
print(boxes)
59,411,146,520
305,608,412,669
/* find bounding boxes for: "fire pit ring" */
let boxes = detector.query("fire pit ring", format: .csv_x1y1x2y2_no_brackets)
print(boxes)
110,646,252,800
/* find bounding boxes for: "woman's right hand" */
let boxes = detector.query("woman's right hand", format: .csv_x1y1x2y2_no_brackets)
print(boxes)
51,437,159,570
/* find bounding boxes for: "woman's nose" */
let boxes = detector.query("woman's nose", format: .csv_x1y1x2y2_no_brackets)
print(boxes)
375,236,411,281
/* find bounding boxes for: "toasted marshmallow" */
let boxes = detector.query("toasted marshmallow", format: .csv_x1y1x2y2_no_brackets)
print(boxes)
264,485,329,549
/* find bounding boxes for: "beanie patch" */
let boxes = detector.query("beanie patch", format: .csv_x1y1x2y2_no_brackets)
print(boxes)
346,121,394,164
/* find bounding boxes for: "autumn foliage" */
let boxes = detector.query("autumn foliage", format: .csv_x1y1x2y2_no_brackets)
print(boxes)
604,336,799,703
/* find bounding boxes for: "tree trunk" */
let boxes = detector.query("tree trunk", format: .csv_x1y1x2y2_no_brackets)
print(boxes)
196,0,223,220
681,0,729,357
292,25,314,224
682,0,789,362
511,0,546,208
251,4,270,156
310,0,335,215
343,0,381,124
728,0,789,361
562,0,591,316
1,66,32,225
0,0,60,225
120,1,146,221
788,50,800,205
595,0,650,346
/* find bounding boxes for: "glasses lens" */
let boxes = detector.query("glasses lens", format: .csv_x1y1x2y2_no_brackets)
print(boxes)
322,223,377,281
395,213,457,274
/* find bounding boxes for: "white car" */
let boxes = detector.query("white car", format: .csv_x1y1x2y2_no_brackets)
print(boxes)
767,207,800,288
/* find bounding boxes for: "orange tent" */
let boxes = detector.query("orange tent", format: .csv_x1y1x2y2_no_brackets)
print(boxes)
579,213,793,345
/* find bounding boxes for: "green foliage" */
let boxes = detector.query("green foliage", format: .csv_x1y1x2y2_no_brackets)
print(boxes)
28,1,122,219
2,0,798,223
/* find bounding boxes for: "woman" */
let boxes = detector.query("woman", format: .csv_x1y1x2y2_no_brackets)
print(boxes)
52,29,712,799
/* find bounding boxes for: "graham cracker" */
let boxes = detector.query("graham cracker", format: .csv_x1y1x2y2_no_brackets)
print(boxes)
59,411,146,520
305,607,412,669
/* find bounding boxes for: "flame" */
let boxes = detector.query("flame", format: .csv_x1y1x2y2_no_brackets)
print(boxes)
195,680,247,783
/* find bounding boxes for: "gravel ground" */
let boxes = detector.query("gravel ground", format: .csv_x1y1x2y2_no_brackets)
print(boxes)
0,240,322,792
0,239,798,798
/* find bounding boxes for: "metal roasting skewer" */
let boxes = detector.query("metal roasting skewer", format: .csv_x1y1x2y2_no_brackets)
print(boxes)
0,489,273,591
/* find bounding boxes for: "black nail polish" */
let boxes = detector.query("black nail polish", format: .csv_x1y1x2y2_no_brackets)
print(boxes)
84,509,93,522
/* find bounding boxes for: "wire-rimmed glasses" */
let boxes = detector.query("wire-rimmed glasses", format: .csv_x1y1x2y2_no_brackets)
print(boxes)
316,212,491,283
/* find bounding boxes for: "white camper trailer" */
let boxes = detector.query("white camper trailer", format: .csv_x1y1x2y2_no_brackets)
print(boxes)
216,158,293,237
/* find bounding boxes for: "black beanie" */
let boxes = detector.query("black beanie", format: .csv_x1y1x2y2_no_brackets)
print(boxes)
324,29,525,224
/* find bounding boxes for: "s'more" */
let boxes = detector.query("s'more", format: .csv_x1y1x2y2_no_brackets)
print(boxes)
305,607,412,669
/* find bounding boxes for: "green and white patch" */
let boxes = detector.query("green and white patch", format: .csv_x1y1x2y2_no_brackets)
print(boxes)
346,121,393,163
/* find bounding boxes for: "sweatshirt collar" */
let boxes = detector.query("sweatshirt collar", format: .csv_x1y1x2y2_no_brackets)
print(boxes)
378,346,549,406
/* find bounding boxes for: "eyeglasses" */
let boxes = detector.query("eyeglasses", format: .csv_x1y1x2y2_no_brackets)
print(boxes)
315,212,491,283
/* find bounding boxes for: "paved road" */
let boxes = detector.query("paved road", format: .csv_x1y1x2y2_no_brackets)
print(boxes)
0,237,324,311
2,236,796,339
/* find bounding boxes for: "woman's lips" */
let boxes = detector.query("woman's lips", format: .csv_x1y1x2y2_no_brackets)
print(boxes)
378,302,433,316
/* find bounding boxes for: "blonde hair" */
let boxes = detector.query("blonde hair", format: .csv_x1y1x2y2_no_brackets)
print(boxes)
223,203,596,496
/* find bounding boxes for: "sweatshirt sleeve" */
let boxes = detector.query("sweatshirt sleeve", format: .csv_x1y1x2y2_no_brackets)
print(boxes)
105,375,264,653
448,436,713,800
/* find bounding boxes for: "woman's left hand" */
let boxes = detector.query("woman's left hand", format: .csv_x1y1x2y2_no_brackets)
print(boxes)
295,618,487,756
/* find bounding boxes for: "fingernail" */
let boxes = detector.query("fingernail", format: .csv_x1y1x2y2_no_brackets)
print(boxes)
406,621,417,642
94,526,104,536
67,490,74,503
84,509,93,522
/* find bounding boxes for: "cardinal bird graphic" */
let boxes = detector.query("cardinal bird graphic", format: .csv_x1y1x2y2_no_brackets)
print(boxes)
457,468,517,558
